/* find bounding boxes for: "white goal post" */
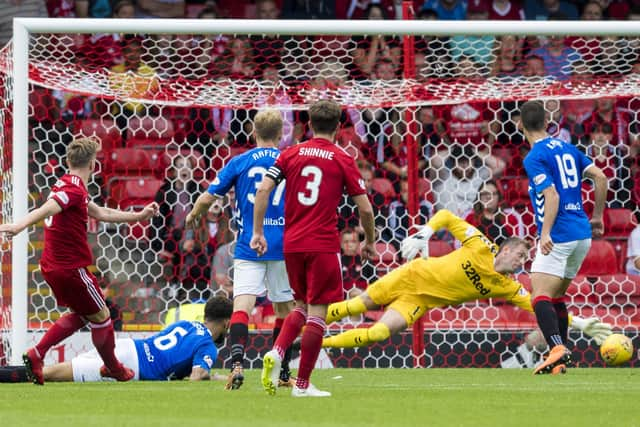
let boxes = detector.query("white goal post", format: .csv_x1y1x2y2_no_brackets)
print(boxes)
6,17,640,366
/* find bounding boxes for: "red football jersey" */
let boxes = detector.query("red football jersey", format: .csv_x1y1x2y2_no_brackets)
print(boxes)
268,138,366,253
40,174,93,271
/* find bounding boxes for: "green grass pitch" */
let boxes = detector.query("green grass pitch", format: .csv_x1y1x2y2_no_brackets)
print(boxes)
1,368,639,427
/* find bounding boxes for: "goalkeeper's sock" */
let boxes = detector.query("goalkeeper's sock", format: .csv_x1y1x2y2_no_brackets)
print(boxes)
229,311,249,366
0,366,29,383
552,298,569,345
273,307,307,359
322,322,391,348
296,316,325,389
326,296,367,324
35,312,86,358
89,318,122,372
532,296,563,348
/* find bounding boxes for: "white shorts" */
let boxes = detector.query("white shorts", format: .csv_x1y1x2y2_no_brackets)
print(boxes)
530,238,591,279
233,259,293,303
71,338,140,382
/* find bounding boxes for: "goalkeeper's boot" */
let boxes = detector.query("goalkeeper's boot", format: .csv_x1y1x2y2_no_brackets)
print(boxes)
291,383,331,398
551,364,567,375
533,344,571,375
278,367,296,388
23,348,44,385
225,361,244,390
100,364,135,381
261,349,281,396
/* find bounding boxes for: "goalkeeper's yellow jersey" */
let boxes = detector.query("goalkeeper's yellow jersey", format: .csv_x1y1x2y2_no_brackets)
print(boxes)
408,210,533,312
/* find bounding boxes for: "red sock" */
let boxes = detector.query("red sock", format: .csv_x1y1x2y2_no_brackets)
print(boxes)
35,313,86,358
273,307,306,359
295,316,325,390
90,318,121,371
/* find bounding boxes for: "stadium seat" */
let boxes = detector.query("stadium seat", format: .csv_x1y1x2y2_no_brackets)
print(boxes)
127,116,175,140
566,276,596,305
604,208,636,239
500,177,529,204
611,240,628,274
107,178,163,208
418,178,434,203
593,274,640,306
578,240,617,276
103,148,156,189
78,119,122,153
371,177,396,201
428,240,454,257
229,146,249,159
125,137,171,149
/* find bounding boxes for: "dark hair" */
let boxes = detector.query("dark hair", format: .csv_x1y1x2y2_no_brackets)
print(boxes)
198,6,218,18
520,100,546,132
591,122,613,134
204,296,233,321
365,4,387,19
309,100,342,134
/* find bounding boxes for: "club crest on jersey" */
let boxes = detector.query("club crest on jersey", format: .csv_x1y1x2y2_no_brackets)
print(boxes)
358,178,365,190
534,174,546,185
204,355,213,368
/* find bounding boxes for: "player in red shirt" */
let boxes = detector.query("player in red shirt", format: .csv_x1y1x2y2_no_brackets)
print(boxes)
0,137,158,385
251,100,376,397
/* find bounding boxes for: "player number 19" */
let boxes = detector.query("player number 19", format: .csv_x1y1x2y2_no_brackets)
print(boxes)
554,153,579,189
153,326,188,350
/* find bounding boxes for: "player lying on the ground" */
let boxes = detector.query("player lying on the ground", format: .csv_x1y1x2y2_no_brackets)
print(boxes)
322,210,612,359
0,296,233,383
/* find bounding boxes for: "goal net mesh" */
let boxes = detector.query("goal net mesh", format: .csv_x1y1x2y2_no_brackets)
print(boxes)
1,27,639,368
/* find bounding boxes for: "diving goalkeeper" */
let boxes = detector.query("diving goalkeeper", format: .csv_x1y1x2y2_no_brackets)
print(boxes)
322,210,611,372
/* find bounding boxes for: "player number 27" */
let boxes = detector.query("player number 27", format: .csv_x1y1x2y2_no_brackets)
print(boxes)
153,326,188,351
298,165,323,206
554,153,579,189
247,166,285,206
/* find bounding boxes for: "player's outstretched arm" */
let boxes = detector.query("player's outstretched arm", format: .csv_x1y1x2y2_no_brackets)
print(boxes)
0,198,62,237
250,176,276,256
569,315,612,345
584,165,608,237
185,192,217,230
189,366,211,381
353,194,376,260
88,201,159,223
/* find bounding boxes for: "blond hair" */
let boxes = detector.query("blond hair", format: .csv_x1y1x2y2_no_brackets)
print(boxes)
67,137,100,168
254,109,283,142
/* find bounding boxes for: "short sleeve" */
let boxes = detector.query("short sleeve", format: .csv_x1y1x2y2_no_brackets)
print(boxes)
49,185,83,211
192,342,218,372
524,152,553,194
342,155,366,197
208,159,236,196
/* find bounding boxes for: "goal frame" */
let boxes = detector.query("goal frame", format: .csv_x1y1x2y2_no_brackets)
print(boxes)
9,17,640,365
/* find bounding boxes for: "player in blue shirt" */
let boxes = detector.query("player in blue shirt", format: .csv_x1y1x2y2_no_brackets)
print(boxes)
520,100,607,375
0,296,233,383
186,109,294,390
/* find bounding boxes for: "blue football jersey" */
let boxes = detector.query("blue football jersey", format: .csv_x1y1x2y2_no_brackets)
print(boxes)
523,137,593,243
135,321,218,381
208,147,285,261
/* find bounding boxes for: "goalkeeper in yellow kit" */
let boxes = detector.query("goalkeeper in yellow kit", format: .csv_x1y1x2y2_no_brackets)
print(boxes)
322,210,611,363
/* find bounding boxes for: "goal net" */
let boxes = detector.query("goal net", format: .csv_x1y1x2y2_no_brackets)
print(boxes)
1,17,639,369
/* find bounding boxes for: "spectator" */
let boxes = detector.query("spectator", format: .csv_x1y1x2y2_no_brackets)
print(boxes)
583,97,632,146
338,163,389,234
449,1,495,76
433,144,492,217
489,0,525,20
251,0,284,74
626,211,640,276
0,0,47,46
583,122,627,206
46,0,76,17
349,4,402,80
150,154,201,284
75,0,111,17
524,0,578,20
490,35,524,78
528,35,582,81
135,0,185,18
213,36,255,79
282,0,335,19
211,240,236,298
521,54,547,77
386,178,434,249
421,0,466,20
340,228,375,291
464,180,525,245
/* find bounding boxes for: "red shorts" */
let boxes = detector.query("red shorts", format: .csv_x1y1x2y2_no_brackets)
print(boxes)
42,267,106,316
284,252,343,305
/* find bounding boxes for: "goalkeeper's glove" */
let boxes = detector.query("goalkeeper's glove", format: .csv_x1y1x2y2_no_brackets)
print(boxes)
400,225,434,260
571,315,613,345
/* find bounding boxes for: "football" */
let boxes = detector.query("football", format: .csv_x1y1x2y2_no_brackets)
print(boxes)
600,333,634,366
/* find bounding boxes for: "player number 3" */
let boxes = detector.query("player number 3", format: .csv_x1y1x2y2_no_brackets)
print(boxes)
298,165,323,206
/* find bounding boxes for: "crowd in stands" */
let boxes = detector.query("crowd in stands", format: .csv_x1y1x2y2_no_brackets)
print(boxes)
6,0,640,323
